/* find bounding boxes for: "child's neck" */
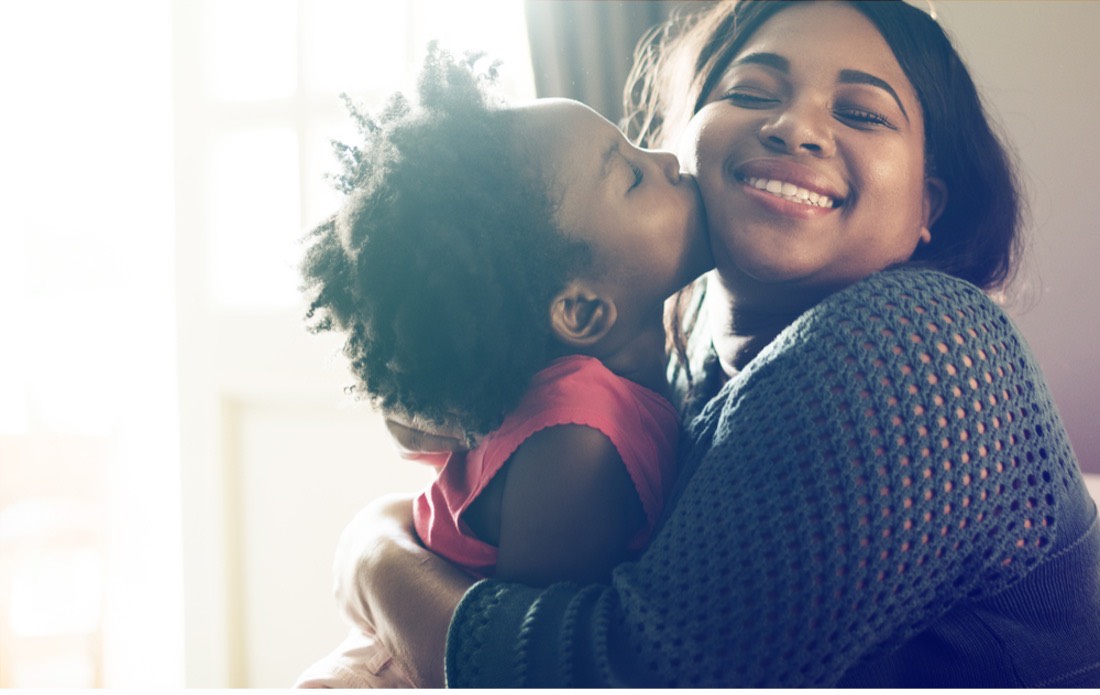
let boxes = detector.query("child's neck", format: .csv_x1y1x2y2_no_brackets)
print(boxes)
577,318,672,400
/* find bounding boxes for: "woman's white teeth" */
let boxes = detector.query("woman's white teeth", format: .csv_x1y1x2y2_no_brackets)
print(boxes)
748,177,834,208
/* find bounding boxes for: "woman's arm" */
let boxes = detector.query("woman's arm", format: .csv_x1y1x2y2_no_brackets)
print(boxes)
444,270,1080,687
339,421,646,681
332,493,474,687
341,401,650,680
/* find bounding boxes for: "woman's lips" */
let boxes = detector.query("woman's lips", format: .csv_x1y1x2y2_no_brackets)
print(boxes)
743,176,836,208
731,159,846,210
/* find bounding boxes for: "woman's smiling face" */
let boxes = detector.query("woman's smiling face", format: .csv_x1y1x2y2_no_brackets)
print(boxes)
679,1,945,309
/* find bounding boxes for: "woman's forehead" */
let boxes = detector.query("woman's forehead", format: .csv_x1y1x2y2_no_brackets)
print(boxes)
721,3,918,104
737,3,897,69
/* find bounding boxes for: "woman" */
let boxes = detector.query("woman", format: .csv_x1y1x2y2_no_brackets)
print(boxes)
332,1,1100,686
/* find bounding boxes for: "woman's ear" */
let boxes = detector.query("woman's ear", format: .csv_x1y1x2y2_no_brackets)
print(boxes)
550,281,617,348
918,176,947,245
923,176,948,229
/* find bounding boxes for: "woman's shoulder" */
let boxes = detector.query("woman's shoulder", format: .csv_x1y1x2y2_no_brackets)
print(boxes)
698,267,1028,435
735,266,1029,403
789,267,1012,352
702,269,1090,609
820,267,995,318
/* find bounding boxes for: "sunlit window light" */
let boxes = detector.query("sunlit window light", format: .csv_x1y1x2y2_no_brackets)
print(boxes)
200,0,298,102
0,0,541,687
0,381,30,436
0,0,178,688
409,0,535,98
206,128,302,310
26,290,128,436
10,547,104,637
302,1,408,95
197,0,536,311
0,226,30,435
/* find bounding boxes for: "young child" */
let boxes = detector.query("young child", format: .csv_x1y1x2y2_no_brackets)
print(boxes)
294,46,712,688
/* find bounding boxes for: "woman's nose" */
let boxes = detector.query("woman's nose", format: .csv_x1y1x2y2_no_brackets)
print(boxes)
758,102,835,157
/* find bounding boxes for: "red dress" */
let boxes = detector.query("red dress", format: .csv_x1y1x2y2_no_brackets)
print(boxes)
296,355,680,688
415,354,680,577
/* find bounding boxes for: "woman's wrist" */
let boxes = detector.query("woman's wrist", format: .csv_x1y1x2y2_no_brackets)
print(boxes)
334,493,475,687
373,535,475,686
332,493,414,632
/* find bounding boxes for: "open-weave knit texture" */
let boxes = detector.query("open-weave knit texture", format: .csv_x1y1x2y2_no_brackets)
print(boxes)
445,268,1100,687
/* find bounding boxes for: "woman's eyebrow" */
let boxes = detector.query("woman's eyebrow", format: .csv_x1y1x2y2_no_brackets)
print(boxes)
731,51,788,72
838,69,910,123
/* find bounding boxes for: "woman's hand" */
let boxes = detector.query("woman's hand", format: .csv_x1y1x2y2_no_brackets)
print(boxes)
332,493,476,687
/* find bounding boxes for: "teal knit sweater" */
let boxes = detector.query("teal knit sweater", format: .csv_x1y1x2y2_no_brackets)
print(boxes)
443,269,1100,687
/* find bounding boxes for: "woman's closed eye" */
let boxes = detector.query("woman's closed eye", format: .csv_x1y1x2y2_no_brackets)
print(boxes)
719,83,899,131
835,104,897,130
628,161,644,191
720,89,779,108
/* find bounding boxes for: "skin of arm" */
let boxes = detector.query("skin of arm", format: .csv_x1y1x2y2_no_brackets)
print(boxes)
487,424,646,586
332,493,473,688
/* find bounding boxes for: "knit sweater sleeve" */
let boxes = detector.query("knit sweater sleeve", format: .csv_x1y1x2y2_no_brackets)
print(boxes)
444,269,1084,687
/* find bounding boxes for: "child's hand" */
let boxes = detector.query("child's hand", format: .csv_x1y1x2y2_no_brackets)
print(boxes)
384,412,467,458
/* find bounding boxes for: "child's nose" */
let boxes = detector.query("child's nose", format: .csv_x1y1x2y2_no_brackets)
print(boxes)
649,149,682,183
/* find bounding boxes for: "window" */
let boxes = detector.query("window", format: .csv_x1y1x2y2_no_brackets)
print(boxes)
0,0,178,687
175,0,535,687
1,0,534,687
183,0,536,310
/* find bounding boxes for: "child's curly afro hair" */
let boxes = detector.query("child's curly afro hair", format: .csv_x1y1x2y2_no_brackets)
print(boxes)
300,46,591,439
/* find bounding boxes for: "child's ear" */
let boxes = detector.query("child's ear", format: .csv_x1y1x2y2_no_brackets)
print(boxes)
550,281,617,348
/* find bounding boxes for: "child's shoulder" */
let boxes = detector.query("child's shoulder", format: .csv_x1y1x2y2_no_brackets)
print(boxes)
518,355,677,427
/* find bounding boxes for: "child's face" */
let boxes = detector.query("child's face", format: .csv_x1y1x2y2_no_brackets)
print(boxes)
519,99,713,316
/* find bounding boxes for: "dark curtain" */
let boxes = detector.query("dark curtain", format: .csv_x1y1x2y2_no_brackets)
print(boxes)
524,1,705,125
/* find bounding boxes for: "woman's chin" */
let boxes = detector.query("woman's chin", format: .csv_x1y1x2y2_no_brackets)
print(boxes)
714,259,849,311
725,258,813,286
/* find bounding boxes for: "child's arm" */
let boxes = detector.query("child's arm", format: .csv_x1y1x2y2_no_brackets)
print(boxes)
490,424,646,586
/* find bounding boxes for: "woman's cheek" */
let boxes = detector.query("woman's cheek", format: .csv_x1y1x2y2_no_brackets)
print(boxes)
675,107,715,178
703,196,745,275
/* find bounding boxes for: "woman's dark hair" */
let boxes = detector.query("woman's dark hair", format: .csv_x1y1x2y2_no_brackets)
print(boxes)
300,45,590,438
626,0,1024,293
